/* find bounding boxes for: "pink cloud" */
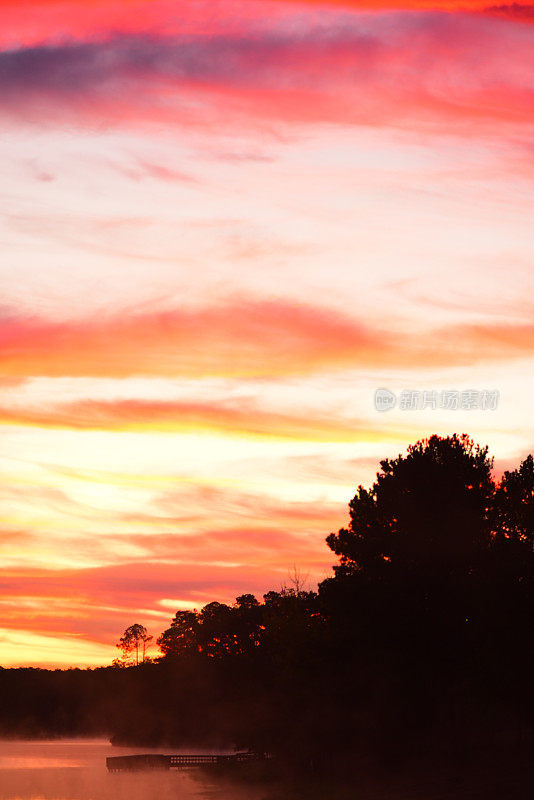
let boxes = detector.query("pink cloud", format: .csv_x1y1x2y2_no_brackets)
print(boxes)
1,302,533,381
0,13,532,133
2,1,532,55
0,559,330,649
0,300,391,379
484,4,534,20
0,397,404,442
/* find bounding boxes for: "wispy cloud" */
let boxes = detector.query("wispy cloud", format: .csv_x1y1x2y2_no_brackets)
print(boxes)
1,302,534,381
1,14,533,131
0,300,390,378
0,397,405,441
0,559,322,656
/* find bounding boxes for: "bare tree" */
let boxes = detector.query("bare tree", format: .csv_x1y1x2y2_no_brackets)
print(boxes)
285,565,309,597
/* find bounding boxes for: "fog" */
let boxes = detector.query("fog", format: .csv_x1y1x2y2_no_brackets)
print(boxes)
0,740,267,800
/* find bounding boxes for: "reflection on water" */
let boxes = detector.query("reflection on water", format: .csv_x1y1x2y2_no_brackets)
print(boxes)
0,739,267,800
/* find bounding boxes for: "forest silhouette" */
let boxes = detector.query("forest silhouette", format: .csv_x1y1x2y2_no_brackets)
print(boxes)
2,434,534,785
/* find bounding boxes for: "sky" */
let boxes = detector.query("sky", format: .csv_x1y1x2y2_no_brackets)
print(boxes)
0,0,533,667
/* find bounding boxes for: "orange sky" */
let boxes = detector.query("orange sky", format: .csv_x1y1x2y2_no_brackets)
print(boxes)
0,0,533,667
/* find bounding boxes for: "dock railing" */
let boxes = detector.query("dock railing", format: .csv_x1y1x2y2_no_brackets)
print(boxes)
107,751,268,772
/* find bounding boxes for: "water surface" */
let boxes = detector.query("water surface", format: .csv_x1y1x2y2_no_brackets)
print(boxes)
0,739,266,800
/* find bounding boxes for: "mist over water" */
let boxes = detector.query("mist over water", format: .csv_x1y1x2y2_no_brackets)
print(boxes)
0,740,266,800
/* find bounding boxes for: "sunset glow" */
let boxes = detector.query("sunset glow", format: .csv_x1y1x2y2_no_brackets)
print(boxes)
1,0,533,667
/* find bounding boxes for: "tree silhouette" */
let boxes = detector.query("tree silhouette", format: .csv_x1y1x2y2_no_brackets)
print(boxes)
116,623,152,666
198,601,236,657
156,610,200,657
234,594,263,651
326,433,495,579
494,455,534,550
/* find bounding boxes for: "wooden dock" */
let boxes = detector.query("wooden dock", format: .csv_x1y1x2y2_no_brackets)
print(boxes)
106,751,267,772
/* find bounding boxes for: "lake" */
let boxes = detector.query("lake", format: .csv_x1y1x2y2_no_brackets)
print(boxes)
0,739,268,800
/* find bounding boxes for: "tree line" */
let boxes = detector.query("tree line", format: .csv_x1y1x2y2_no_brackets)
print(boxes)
2,434,534,783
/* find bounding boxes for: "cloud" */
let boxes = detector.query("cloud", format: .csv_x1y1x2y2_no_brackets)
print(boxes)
153,484,345,528
116,158,199,184
0,397,405,442
0,300,392,379
0,530,35,548
484,4,534,20
1,301,534,382
113,526,330,563
3,1,531,53
0,0,297,49
0,13,532,131
0,559,331,653
450,321,534,359
3,525,333,572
